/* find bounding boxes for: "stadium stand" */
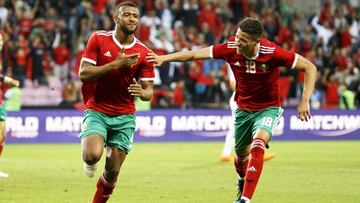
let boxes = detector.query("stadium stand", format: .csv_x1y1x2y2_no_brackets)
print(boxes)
0,0,359,109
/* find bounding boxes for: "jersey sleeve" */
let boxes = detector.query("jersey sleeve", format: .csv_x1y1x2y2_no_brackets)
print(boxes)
140,51,155,81
272,45,298,69
82,32,99,65
211,41,232,61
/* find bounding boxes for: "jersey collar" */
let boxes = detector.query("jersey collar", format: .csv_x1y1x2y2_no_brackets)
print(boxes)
112,30,137,49
243,42,260,60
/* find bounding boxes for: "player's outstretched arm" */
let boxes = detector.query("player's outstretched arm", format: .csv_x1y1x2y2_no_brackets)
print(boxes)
0,74,20,87
293,54,317,121
79,48,140,81
128,78,153,101
146,47,212,67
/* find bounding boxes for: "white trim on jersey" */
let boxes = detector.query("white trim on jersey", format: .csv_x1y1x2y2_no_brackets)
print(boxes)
260,45,275,50
135,39,153,52
209,45,214,59
140,77,155,81
97,30,112,33
291,53,299,69
259,50,274,54
97,33,112,36
81,57,97,65
112,30,136,49
259,46,275,54
227,41,237,49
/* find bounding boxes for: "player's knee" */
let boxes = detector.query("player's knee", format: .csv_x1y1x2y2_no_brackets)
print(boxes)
82,151,102,165
235,145,250,157
253,129,270,143
250,138,266,160
234,154,249,166
0,131,6,143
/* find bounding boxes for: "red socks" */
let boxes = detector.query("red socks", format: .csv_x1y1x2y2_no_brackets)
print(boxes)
0,144,3,156
92,175,116,203
242,138,266,200
234,153,249,178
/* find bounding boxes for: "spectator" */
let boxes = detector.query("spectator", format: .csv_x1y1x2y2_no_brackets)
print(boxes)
0,0,8,27
52,37,70,82
30,36,47,85
339,82,355,109
0,0,360,109
59,80,80,108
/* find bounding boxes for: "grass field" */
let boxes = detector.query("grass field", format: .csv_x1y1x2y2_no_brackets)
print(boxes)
0,141,359,203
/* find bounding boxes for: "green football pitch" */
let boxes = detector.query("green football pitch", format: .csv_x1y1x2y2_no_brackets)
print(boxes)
0,141,359,203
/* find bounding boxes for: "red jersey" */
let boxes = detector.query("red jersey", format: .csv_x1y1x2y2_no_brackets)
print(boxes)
81,81,95,105
53,45,70,65
211,37,297,111
0,84,4,104
81,30,155,115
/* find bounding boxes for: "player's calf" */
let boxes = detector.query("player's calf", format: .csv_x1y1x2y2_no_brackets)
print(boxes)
92,173,117,203
233,153,249,202
234,153,249,178
241,138,266,201
0,143,3,156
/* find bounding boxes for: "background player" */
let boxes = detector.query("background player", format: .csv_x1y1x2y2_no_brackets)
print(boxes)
0,33,20,178
79,2,154,202
147,17,316,203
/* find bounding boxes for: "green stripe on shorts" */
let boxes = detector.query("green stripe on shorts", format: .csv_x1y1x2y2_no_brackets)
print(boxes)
0,104,7,121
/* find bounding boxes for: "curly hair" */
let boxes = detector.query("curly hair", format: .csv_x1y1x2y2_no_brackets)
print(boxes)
238,17,264,40
114,1,138,17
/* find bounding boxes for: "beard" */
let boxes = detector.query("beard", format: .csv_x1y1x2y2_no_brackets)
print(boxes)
236,47,242,54
119,23,137,35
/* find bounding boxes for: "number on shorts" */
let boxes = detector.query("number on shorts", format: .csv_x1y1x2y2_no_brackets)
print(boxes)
262,117,273,127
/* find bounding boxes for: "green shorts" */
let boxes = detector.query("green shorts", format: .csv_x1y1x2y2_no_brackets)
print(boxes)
0,104,7,121
79,110,136,154
234,107,283,153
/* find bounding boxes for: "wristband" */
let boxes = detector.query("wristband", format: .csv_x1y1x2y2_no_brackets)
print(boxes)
4,76,13,83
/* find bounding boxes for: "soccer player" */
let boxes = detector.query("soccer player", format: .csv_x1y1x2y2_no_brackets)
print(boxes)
0,33,20,178
79,2,155,203
220,67,276,162
147,17,316,203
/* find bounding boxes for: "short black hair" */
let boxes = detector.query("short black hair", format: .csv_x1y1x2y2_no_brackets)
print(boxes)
238,17,264,40
114,1,138,17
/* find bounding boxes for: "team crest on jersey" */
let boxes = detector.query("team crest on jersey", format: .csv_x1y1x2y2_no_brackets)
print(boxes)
259,63,268,71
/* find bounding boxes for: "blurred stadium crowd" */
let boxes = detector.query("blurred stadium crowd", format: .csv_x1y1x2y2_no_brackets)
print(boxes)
0,0,359,110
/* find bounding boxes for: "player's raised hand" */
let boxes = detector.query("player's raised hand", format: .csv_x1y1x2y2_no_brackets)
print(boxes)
128,78,143,97
0,33,3,51
10,79,20,87
297,99,311,121
146,52,164,67
112,47,140,69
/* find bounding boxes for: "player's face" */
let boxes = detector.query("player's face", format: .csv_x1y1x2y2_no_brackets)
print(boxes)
234,28,257,54
114,6,139,35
